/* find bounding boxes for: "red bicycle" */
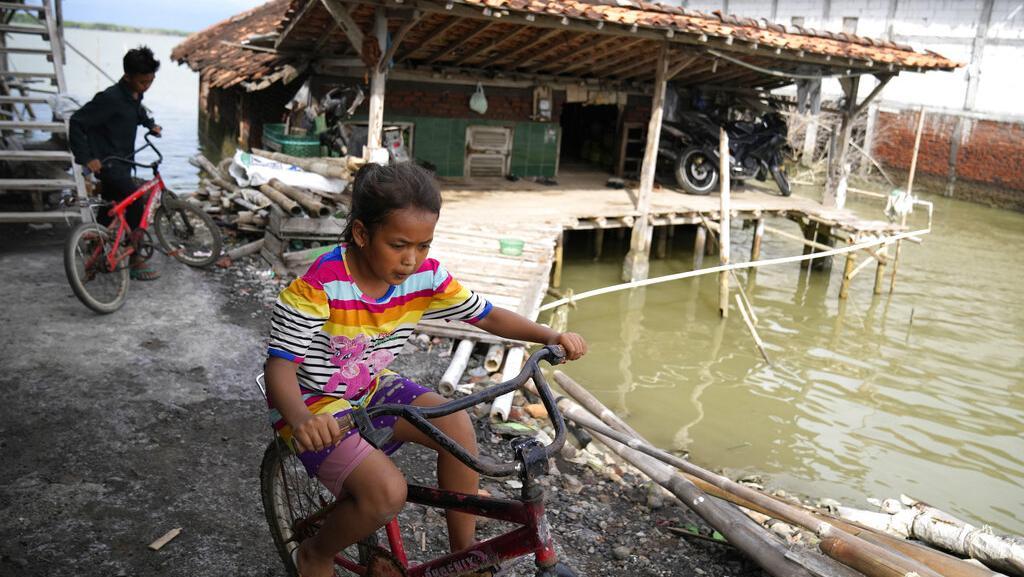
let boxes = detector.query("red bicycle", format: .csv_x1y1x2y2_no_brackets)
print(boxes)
63,133,222,313
259,345,579,577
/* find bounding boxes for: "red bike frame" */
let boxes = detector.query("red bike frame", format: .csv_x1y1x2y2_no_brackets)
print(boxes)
331,484,557,577
93,173,166,272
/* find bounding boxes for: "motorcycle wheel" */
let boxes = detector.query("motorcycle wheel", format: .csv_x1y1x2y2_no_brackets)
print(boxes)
674,147,718,195
771,164,791,197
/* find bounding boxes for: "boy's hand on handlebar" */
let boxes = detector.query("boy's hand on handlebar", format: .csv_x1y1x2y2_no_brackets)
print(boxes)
150,125,163,137
292,413,344,453
554,332,587,361
86,159,102,174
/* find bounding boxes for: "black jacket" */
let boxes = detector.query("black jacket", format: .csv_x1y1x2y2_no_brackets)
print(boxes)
69,79,156,176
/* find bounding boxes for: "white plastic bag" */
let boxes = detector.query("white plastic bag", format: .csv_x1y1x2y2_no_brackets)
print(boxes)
469,82,488,115
228,151,346,194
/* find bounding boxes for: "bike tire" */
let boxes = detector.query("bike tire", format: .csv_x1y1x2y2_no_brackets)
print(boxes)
63,222,129,314
674,147,718,196
153,203,222,267
260,438,376,576
771,164,792,197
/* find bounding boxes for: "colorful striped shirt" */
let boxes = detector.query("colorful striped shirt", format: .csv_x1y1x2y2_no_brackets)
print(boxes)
268,244,492,396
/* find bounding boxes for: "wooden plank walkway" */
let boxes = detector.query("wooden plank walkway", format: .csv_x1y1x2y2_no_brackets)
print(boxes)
414,168,903,343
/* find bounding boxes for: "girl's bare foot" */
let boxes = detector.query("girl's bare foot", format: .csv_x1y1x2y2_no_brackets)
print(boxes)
296,540,335,577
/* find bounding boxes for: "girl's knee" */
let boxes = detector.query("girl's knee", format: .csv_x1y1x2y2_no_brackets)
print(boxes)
360,471,407,521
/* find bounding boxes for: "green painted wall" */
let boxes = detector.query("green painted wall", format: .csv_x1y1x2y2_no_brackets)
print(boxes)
360,115,560,178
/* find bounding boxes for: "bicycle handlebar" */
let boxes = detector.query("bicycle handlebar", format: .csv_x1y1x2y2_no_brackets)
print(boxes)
98,131,163,172
355,345,568,478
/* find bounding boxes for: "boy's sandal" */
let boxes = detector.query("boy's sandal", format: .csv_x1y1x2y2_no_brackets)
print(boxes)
129,267,161,281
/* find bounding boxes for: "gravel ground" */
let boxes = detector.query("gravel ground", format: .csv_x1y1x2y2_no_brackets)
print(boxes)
0,225,764,577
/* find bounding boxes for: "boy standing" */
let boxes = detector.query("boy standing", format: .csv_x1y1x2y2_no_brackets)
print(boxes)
69,46,163,280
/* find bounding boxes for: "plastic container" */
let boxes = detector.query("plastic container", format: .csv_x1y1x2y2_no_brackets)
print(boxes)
263,123,322,158
499,238,525,256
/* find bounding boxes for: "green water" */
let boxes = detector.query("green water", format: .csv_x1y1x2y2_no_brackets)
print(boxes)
550,187,1024,535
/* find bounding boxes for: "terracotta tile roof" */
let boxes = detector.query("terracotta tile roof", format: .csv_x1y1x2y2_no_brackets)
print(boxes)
172,0,960,93
170,0,295,90
462,0,959,70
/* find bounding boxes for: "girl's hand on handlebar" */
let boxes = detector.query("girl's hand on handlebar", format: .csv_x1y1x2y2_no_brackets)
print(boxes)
86,159,102,174
554,332,587,361
150,125,163,137
292,413,344,453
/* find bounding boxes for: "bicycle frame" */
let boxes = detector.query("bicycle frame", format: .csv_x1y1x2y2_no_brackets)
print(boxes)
97,174,166,271
328,481,557,577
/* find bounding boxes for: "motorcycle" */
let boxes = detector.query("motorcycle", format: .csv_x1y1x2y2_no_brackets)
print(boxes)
659,109,791,196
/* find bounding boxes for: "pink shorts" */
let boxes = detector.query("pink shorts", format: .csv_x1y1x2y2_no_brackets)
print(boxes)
269,373,432,497
316,433,378,497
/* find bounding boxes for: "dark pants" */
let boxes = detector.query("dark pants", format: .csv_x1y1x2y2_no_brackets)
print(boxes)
97,171,144,228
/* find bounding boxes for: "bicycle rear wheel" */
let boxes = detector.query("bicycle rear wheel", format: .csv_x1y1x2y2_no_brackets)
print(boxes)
63,222,129,314
153,203,222,267
260,438,377,576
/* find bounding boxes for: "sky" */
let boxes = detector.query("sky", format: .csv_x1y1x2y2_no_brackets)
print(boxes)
61,0,267,33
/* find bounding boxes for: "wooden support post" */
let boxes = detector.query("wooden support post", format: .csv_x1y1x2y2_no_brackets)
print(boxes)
890,108,926,294
552,231,564,288
718,127,730,318
839,250,857,300
693,223,706,270
824,75,860,209
873,256,888,295
655,226,668,259
365,7,387,163
593,228,604,261
750,218,764,261
622,43,669,282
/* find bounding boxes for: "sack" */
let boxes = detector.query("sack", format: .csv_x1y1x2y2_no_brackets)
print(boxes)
469,82,488,115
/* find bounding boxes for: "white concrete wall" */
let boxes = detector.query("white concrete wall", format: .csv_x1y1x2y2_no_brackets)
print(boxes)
661,0,1024,117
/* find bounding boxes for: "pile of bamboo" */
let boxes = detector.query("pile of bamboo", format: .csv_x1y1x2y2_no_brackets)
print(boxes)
187,149,360,235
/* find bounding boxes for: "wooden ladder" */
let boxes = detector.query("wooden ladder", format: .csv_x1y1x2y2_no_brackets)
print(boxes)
0,0,89,225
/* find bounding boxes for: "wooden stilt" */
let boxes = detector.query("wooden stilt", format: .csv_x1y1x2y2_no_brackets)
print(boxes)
693,223,706,270
622,43,669,282
873,257,887,295
655,226,668,259
593,227,604,261
552,230,564,288
839,250,857,300
365,7,388,162
718,127,730,318
666,224,675,258
751,218,765,261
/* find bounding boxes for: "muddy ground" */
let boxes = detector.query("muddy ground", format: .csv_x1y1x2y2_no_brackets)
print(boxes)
0,225,764,577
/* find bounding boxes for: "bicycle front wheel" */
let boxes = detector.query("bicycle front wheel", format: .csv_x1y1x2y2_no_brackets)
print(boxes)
153,203,222,267
260,438,376,576
63,222,129,314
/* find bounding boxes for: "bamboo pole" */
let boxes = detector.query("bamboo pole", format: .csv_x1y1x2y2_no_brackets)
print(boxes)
671,472,1003,577
489,346,524,421
268,178,330,217
735,294,770,364
751,218,765,261
258,184,301,216
890,108,926,294
693,223,707,269
251,148,350,180
551,231,564,288
559,405,945,577
226,238,265,260
483,344,505,373
580,414,818,577
718,127,730,318
438,339,475,397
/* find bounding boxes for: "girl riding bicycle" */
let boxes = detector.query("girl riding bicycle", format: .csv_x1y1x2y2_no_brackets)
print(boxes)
264,162,587,577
